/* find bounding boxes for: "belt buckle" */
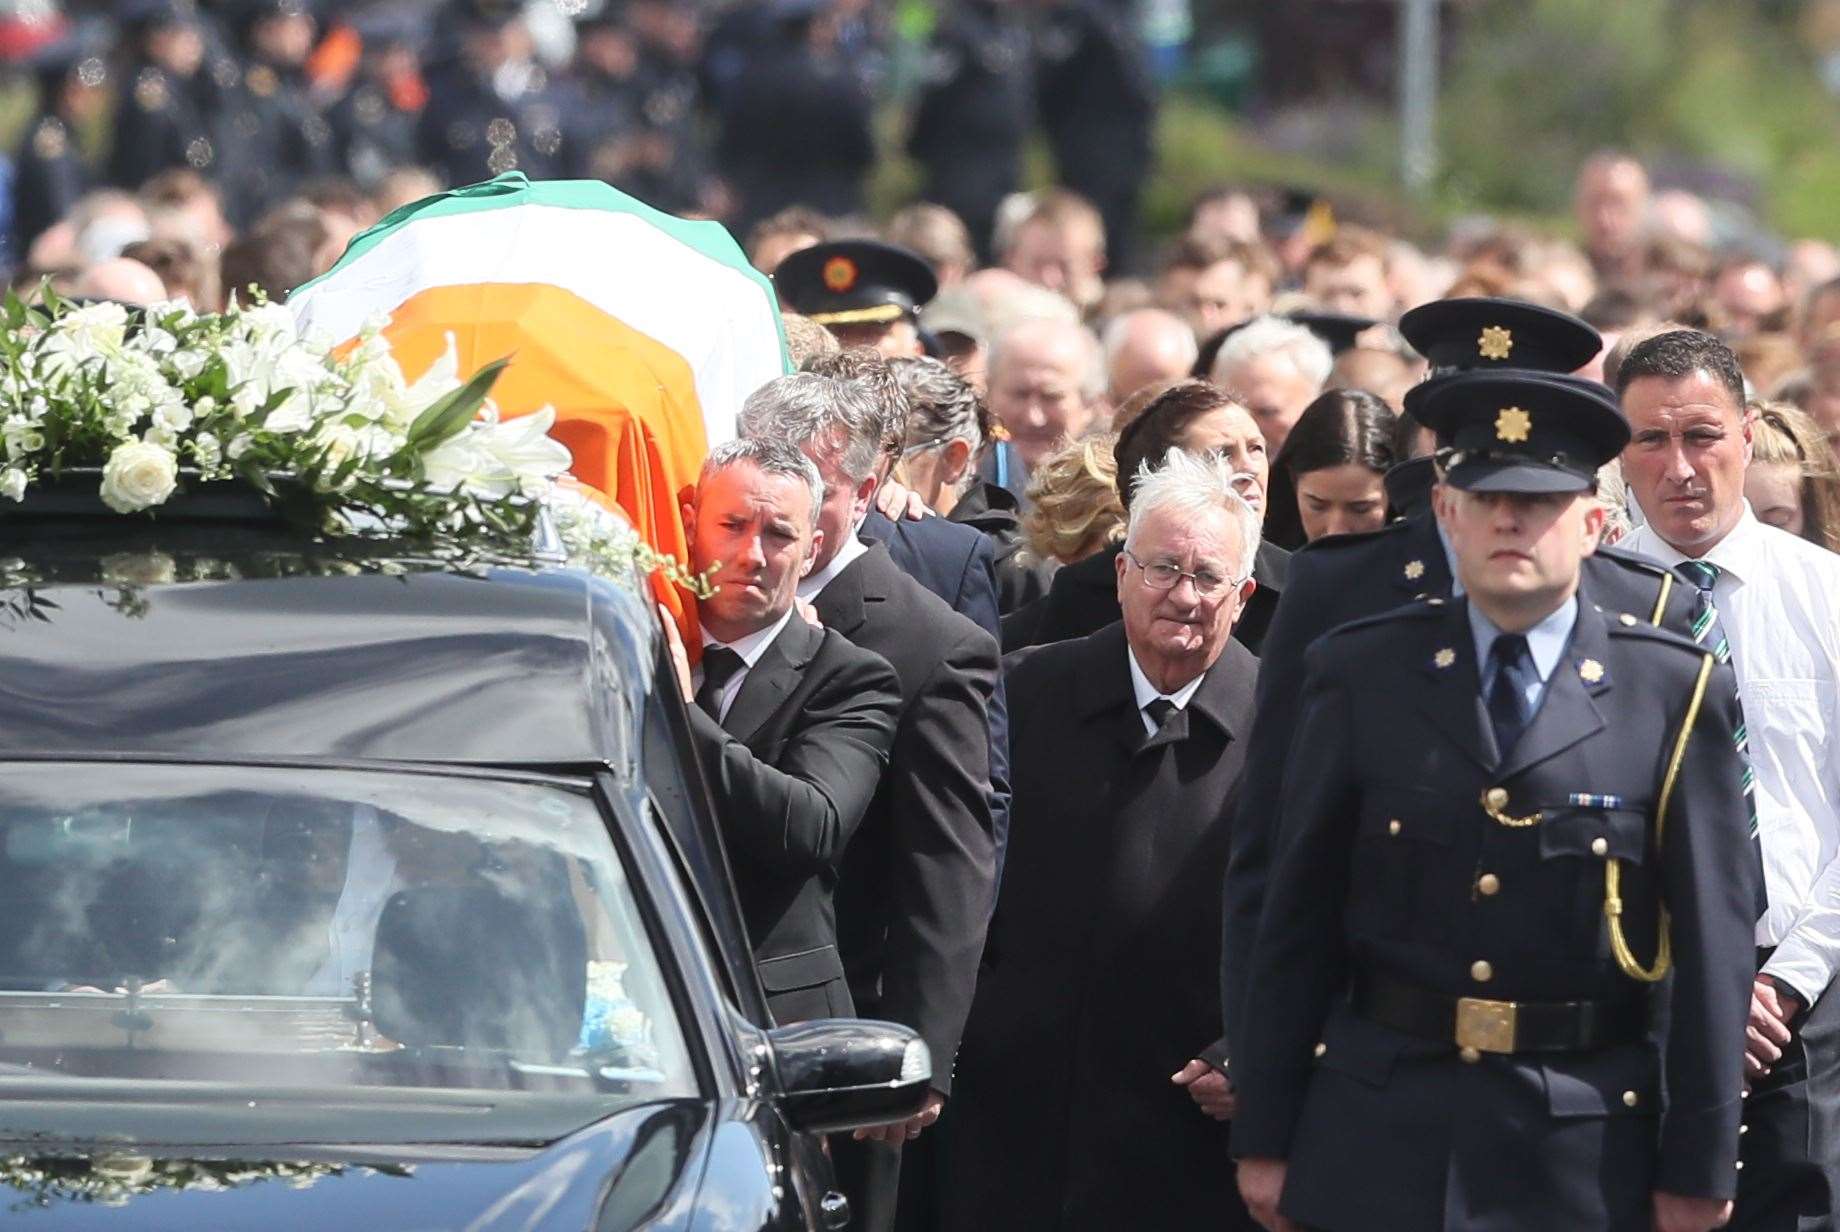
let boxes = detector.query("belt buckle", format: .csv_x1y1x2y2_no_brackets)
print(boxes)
1455,996,1519,1053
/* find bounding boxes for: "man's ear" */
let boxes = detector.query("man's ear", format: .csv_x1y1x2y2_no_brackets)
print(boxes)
801,527,825,579
852,473,878,525
1580,498,1607,555
681,497,697,539
941,437,974,487
1114,545,1131,605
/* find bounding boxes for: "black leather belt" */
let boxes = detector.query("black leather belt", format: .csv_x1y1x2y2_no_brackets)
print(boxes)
1353,970,1645,1056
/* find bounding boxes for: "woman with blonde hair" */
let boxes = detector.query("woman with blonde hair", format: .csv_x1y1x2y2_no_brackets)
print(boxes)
1021,433,1126,568
1746,400,1840,553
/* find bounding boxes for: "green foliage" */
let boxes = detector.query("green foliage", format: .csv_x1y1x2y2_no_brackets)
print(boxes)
1438,0,1840,240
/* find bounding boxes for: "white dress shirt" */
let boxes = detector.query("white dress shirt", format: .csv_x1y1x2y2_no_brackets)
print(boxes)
1624,506,1840,1003
796,529,870,602
305,806,399,996
695,607,796,723
1127,647,1207,735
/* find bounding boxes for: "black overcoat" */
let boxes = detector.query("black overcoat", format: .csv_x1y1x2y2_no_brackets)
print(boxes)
942,622,1259,1232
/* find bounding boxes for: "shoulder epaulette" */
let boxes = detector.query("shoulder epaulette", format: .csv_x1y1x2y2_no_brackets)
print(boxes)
1294,519,1409,558
1318,592,1448,643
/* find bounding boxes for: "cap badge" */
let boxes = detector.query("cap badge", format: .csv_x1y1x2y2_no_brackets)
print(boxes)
1578,658,1605,684
1495,406,1532,444
1478,325,1514,360
1403,559,1426,581
822,256,858,293
1434,647,1456,669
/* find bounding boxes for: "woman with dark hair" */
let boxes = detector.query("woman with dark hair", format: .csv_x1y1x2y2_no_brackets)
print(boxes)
1262,389,1397,549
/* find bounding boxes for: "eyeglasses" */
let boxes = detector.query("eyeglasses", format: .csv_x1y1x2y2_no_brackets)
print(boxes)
1122,550,1243,598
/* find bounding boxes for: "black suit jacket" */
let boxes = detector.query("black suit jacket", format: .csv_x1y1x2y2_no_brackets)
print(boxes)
861,507,1015,884
813,543,999,1096
1000,538,1290,655
1219,511,1704,1061
1230,599,1754,1228
687,615,901,1025
944,624,1259,1231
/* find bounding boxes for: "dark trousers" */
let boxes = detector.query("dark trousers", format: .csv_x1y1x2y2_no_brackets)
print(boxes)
1731,955,1840,1232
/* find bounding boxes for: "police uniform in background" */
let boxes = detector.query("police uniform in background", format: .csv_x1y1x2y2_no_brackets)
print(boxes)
109,0,237,192
907,0,1033,261
1033,0,1156,272
326,11,423,189
1231,373,1758,1230
223,0,337,221
12,27,108,249
1220,299,1701,1063
416,0,574,188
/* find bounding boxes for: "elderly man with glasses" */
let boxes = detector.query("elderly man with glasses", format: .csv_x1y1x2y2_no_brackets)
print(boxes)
941,447,1263,1232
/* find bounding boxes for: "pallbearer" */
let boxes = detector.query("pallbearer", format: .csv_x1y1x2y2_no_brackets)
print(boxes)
1232,371,1758,1232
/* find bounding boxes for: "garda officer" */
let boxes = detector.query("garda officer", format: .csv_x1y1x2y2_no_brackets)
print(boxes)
907,0,1033,261
774,239,938,360
109,0,235,192
223,0,337,219
416,0,573,187
12,24,110,249
1220,299,1702,1068
326,10,424,189
1232,371,1757,1232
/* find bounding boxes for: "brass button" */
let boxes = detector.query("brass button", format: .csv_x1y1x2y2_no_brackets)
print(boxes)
1313,1042,1327,1058
1591,836,1610,857
1388,819,1402,836
1622,1090,1638,1108
1470,960,1494,983
1740,1123,1750,1134
1736,1161,1745,1171
1459,1046,1482,1064
1485,787,1509,810
1477,873,1501,896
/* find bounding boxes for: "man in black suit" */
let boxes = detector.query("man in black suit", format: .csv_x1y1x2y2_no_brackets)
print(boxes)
943,447,1262,1231
666,436,901,1025
1001,379,1290,654
742,371,1000,1232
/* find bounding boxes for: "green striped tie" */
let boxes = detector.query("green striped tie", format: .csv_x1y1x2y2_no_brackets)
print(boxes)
1677,560,1759,839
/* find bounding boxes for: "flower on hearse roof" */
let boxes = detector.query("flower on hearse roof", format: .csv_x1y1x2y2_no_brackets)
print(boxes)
0,285,704,594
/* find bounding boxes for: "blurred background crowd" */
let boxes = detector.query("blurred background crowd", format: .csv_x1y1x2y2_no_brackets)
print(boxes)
0,0,1837,564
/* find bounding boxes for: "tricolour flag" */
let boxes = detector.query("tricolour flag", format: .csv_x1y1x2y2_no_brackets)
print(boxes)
290,172,789,620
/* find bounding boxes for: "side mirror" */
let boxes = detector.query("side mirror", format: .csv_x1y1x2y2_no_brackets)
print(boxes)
767,1019,932,1135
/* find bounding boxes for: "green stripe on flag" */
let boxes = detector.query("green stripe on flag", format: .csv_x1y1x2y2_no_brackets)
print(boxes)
295,172,789,370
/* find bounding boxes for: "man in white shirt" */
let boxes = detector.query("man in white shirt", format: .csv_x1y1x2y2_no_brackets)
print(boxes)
1617,329,1840,1232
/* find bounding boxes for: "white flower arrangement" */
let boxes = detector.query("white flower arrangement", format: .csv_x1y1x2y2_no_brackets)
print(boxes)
0,290,704,592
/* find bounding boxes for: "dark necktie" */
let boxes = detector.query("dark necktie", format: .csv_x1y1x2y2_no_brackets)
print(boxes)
1486,633,1534,756
1677,560,1758,839
1144,698,1178,734
695,646,747,720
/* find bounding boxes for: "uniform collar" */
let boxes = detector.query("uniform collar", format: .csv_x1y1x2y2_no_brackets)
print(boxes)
1466,594,1578,685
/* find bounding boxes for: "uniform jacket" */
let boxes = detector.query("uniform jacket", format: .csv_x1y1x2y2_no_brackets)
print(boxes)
1231,597,1757,1231
1000,537,1289,655
947,480,1054,615
685,614,900,1025
813,543,999,1095
943,623,1259,1231
1221,512,1705,1059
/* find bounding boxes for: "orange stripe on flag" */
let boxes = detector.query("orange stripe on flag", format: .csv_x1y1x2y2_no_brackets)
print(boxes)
365,282,709,639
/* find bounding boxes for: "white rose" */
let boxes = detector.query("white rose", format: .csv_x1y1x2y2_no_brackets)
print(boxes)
99,440,179,513
0,468,27,502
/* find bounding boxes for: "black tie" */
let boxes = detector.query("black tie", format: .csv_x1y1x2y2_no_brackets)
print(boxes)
1144,698,1179,735
1486,634,1534,756
695,647,747,720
